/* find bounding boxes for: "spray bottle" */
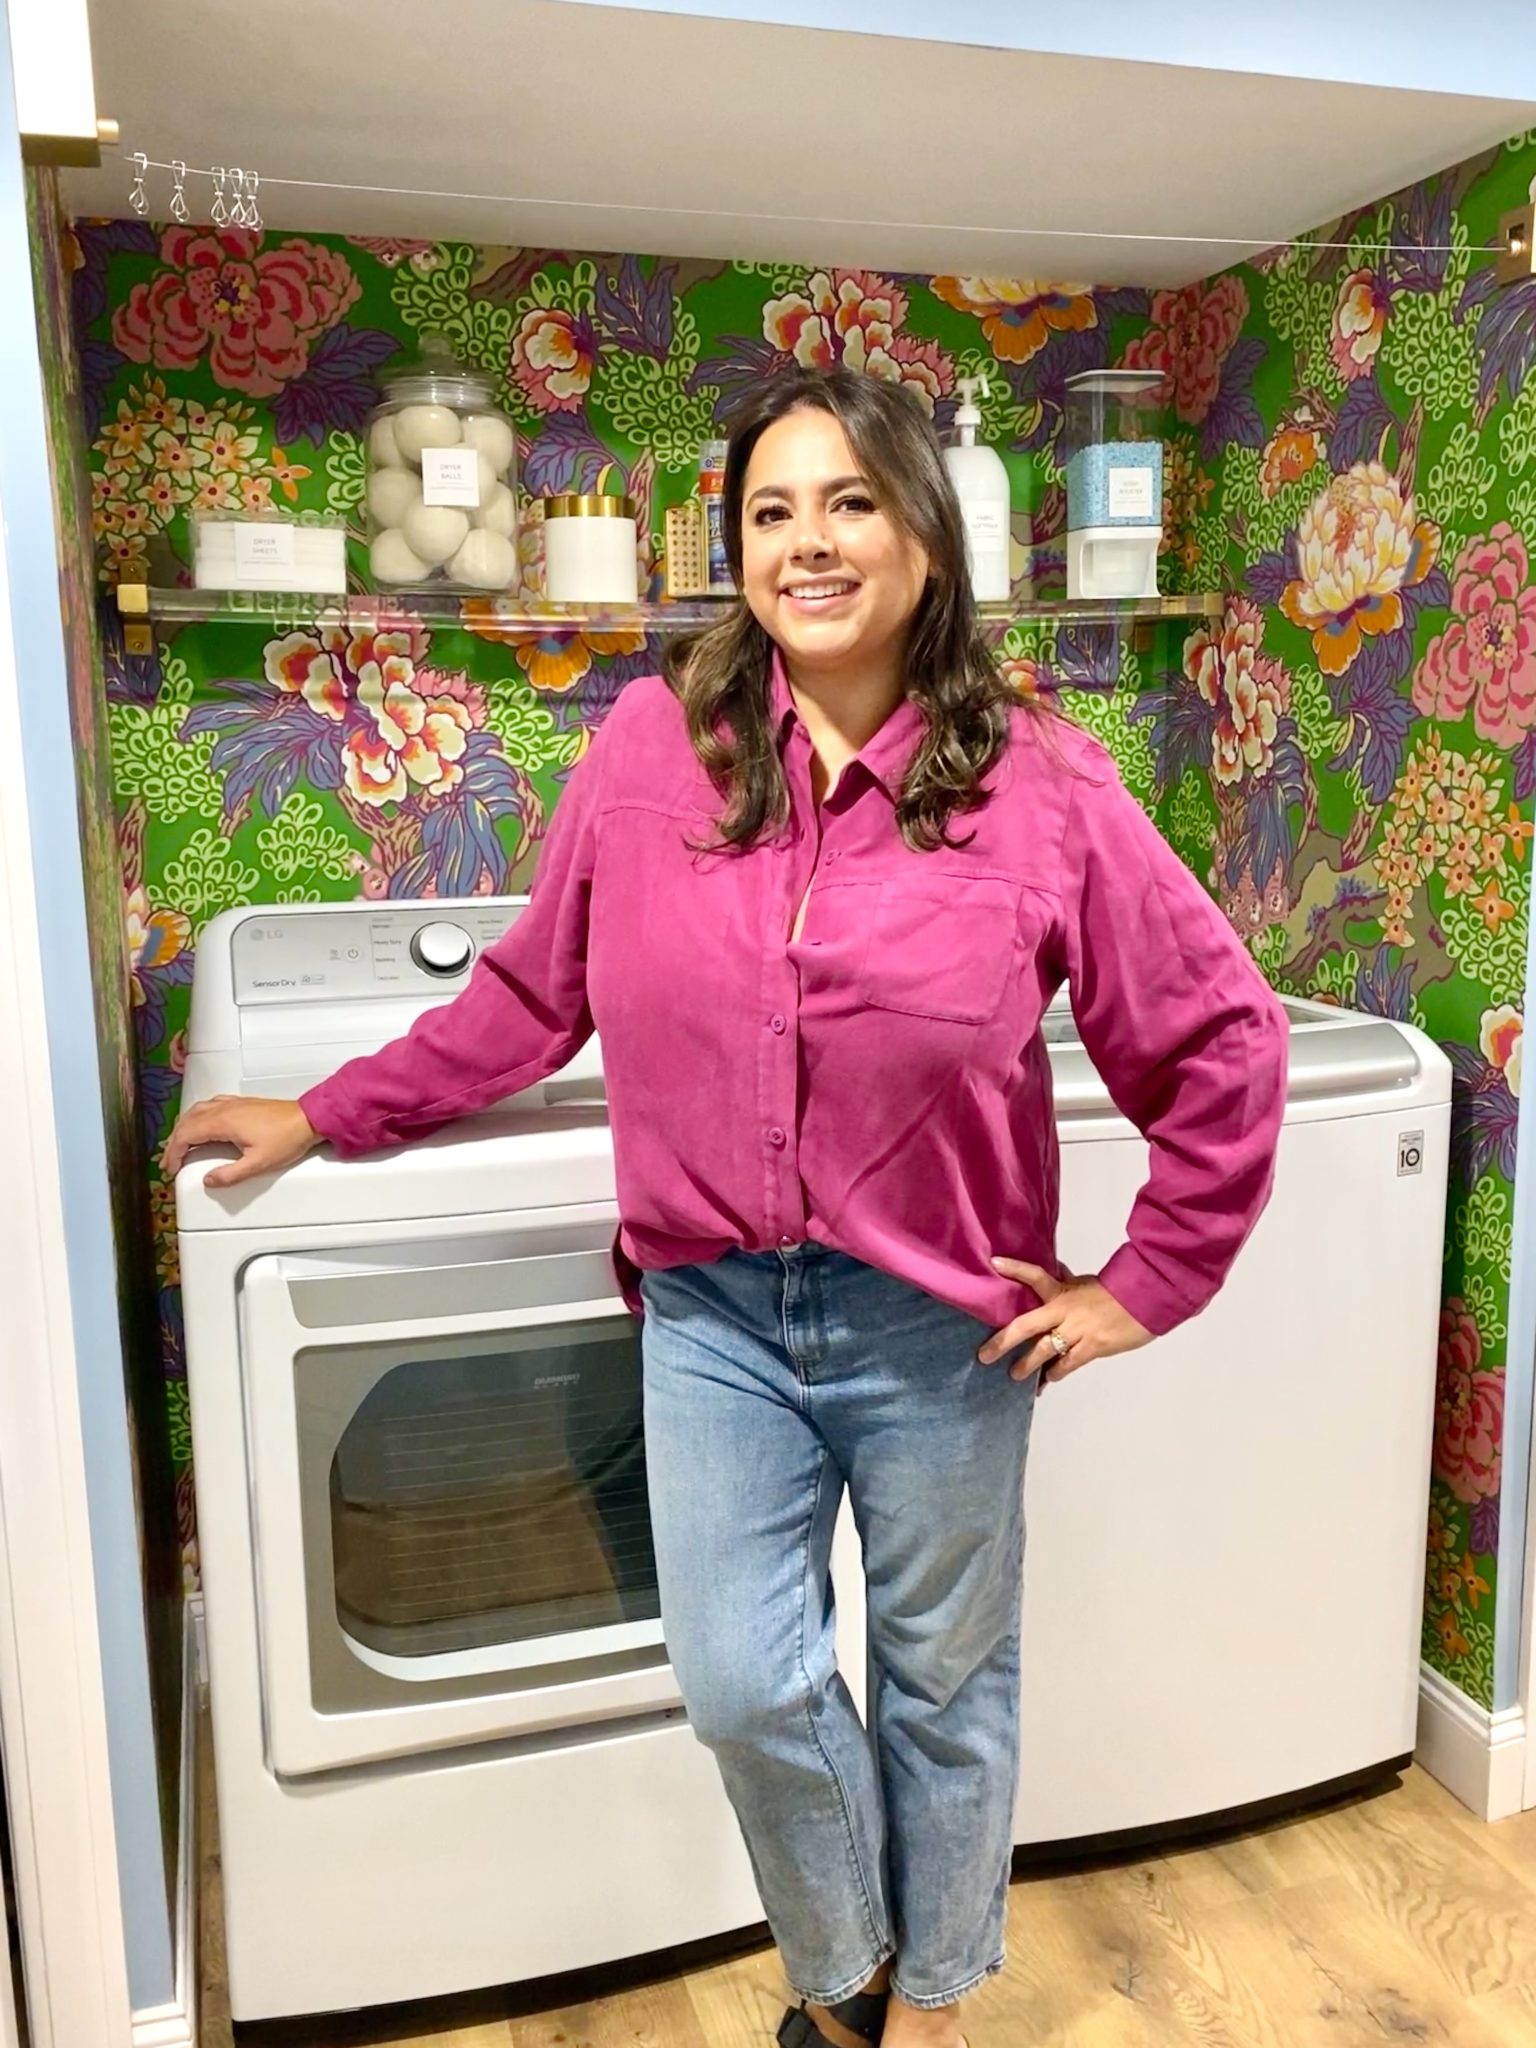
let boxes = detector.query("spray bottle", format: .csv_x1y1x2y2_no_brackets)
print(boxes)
943,375,1012,602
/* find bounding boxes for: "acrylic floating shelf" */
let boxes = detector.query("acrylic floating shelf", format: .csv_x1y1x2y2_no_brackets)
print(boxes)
113,583,1224,647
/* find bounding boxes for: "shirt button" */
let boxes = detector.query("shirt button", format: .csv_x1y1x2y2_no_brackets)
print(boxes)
769,1014,786,1034
779,1233,795,1247
768,1126,786,1148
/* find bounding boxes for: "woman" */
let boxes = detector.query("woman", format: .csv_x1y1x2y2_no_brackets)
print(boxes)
165,367,1288,2048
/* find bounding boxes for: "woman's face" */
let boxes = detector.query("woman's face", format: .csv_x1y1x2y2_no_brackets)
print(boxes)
738,407,931,680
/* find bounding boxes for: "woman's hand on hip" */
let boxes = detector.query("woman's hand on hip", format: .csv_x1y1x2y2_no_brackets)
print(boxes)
978,1257,1151,1385
162,1095,320,1188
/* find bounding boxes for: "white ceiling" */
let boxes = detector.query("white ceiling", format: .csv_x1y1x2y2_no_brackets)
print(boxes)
64,0,1536,288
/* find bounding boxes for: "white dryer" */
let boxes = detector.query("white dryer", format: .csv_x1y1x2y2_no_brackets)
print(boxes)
176,897,867,2022
1016,995,1451,1848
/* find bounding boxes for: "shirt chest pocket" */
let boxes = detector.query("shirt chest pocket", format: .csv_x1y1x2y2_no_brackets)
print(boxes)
857,875,1023,1025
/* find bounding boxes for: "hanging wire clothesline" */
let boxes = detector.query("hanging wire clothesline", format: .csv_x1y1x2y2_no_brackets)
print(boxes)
124,154,1487,257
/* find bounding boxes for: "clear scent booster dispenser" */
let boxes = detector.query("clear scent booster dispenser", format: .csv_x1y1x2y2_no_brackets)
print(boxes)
1063,368,1165,600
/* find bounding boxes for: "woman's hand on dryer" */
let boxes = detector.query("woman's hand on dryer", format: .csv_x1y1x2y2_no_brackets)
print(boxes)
978,1258,1151,1387
162,1096,321,1188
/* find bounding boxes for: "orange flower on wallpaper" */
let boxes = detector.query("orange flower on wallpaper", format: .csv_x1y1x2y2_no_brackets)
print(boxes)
1259,410,1326,499
930,277,1097,364
1280,461,1440,676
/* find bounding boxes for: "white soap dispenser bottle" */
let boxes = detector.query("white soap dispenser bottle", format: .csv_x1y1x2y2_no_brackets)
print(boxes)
944,374,1012,602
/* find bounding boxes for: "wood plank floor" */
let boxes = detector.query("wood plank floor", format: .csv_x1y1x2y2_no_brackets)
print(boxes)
202,1725,1536,2047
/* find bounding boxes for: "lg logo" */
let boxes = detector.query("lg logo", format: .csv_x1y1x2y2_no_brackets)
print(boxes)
1397,1130,1425,1177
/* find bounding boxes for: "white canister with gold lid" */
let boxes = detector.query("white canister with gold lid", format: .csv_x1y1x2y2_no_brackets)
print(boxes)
542,491,639,605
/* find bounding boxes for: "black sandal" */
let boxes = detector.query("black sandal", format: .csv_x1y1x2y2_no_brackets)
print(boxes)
777,1986,889,2047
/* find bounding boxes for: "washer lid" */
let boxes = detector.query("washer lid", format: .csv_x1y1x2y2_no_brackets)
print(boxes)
1046,991,1428,1119
175,1108,617,1234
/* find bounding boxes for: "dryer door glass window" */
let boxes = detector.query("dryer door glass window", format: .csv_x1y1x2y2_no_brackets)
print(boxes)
326,1319,659,1660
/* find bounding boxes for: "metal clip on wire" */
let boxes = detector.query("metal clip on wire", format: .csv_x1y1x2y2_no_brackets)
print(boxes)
128,151,148,216
170,160,189,224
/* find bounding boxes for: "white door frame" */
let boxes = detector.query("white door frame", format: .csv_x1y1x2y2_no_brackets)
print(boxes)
1522,1310,1536,1809
0,474,133,2038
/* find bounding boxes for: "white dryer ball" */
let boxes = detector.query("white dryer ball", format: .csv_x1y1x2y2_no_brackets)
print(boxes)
460,412,516,476
370,527,431,586
403,502,471,565
367,466,423,528
475,480,516,537
475,450,501,501
391,404,462,465
368,414,404,468
448,528,517,589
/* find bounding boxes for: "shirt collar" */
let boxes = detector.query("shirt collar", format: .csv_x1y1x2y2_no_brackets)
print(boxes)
768,649,925,801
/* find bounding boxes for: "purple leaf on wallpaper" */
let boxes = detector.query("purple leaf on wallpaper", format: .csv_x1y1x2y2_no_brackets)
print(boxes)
1092,286,1150,322
1200,337,1267,462
138,1061,182,1154
1447,1044,1519,1187
1056,620,1120,689
1470,1497,1500,1558
183,684,344,826
595,255,676,362
522,410,614,497
79,336,126,440
1126,670,1213,793
1402,562,1450,625
1246,538,1297,606
103,622,163,706
1457,264,1498,323
1391,179,1452,294
1512,731,1536,803
1355,949,1413,1022
1326,632,1417,803
1226,731,1310,888
690,336,790,422
1328,374,1397,472
1467,276,1536,420
269,325,401,446
71,217,158,331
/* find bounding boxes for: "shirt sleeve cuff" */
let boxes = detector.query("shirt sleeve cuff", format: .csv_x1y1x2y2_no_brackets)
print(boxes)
1098,1244,1204,1340
297,1078,373,1160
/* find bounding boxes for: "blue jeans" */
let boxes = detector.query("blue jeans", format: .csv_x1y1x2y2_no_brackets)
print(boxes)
640,1244,1037,2010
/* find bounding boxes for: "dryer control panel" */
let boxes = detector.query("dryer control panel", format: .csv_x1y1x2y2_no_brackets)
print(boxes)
231,903,520,1006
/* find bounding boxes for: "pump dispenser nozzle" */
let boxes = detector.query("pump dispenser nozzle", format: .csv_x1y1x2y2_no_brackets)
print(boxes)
953,373,989,446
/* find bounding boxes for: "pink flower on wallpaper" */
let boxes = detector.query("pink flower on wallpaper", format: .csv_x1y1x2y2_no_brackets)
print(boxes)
1330,268,1390,382
762,270,954,414
1413,524,1536,747
512,307,598,413
1121,275,1248,426
112,228,360,398
1432,1301,1504,1505
1183,597,1289,787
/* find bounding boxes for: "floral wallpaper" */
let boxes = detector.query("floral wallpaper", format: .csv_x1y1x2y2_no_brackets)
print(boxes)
76,226,1164,1587
70,127,1536,1708
1133,131,1536,1708
29,169,184,1870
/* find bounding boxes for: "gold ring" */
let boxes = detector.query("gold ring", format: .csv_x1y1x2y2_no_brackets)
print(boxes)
1049,1330,1069,1358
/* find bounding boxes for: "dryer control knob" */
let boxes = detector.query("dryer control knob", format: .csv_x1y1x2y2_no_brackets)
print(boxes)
410,920,474,977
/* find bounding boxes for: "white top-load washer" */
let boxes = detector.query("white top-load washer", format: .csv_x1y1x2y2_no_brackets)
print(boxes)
177,895,1450,2021
1017,991,1450,1850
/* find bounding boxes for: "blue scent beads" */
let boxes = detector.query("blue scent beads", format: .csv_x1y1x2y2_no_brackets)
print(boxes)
1065,440,1163,529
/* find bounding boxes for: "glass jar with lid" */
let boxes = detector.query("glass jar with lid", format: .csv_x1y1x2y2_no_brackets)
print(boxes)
365,335,519,591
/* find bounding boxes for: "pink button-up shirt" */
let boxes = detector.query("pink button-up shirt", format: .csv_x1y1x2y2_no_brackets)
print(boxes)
301,662,1288,1337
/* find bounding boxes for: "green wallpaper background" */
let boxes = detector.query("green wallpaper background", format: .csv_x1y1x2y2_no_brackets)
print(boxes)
69,125,1536,1707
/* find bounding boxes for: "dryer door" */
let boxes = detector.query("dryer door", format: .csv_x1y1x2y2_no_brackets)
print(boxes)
239,1210,682,1775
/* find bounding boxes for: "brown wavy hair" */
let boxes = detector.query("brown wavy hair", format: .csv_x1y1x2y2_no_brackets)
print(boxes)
662,367,1037,852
